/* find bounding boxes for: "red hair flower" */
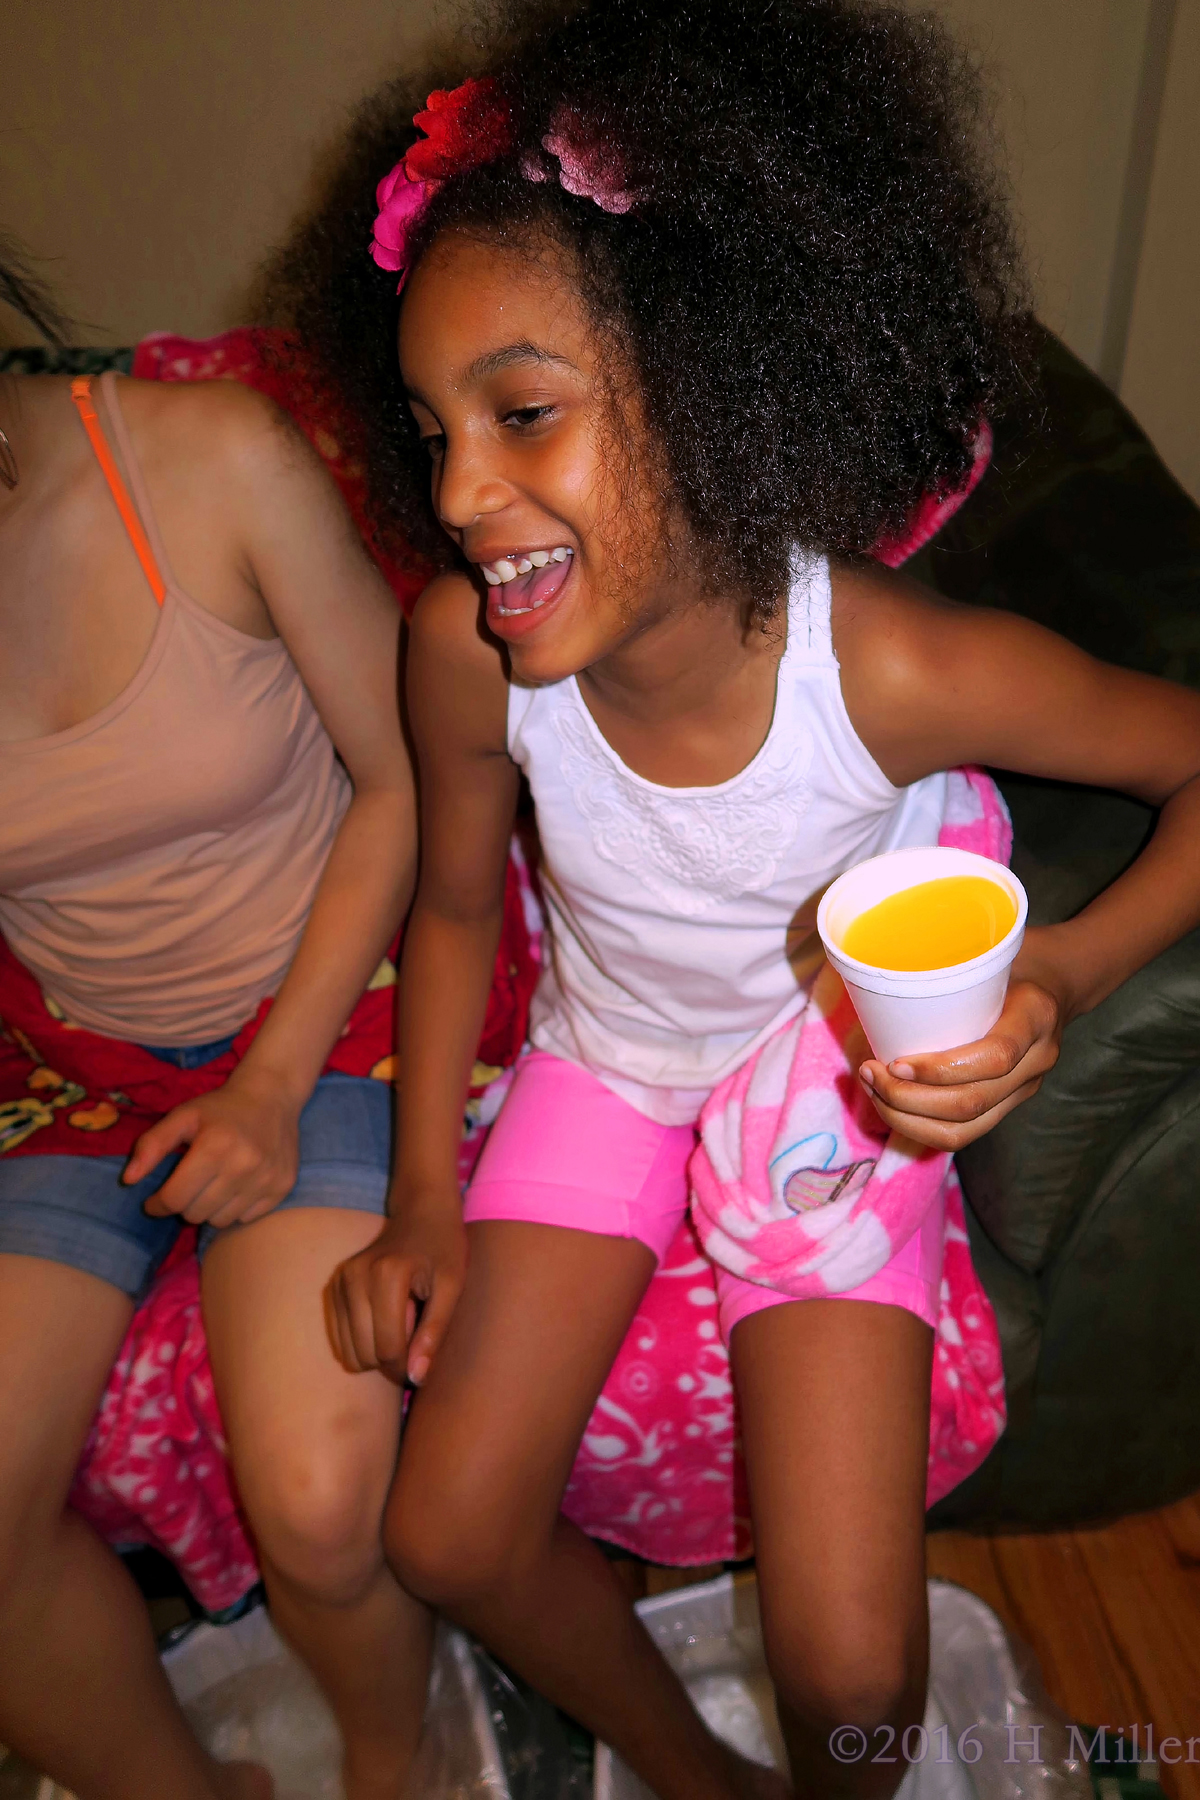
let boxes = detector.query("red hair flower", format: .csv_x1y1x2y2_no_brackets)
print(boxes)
370,78,513,290
407,79,513,183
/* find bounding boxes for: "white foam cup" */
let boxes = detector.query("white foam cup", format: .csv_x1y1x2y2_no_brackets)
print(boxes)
816,845,1028,1067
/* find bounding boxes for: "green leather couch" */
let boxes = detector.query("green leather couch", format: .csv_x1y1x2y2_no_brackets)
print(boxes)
912,326,1200,1530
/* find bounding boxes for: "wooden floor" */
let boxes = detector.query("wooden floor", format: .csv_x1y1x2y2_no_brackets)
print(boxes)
926,1493,1200,1800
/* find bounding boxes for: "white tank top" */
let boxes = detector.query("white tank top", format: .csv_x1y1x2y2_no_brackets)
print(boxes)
508,554,948,1124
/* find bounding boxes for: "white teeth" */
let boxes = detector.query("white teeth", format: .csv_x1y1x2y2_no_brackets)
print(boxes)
497,604,533,615
480,546,573,588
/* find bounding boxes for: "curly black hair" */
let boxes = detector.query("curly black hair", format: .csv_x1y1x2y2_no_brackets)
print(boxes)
265,0,1029,603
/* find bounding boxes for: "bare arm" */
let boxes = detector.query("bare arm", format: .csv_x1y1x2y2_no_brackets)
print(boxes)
394,571,519,1191
128,400,417,1219
228,413,416,1104
330,571,518,1382
832,561,1200,1148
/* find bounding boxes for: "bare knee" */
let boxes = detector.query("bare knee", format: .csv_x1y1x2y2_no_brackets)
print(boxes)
0,1287,135,1604
0,1503,54,1608
246,1453,388,1610
0,1446,82,1608
384,1467,530,1611
763,1613,925,1741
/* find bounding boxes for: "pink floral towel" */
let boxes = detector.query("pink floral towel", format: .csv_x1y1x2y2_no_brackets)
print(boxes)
692,964,949,1300
694,767,1012,1294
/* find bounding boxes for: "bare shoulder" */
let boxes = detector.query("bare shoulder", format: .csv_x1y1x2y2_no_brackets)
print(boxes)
410,568,494,658
828,552,1053,727
116,375,385,639
829,554,1200,798
120,375,315,487
118,377,344,549
829,557,967,685
408,570,510,757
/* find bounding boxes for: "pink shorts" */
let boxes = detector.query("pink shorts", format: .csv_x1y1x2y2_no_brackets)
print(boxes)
464,1051,943,1339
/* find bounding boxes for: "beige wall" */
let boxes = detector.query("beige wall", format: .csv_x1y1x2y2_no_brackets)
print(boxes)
1,0,432,344
922,0,1152,370
1121,0,1200,504
3,0,1196,497
924,0,1198,501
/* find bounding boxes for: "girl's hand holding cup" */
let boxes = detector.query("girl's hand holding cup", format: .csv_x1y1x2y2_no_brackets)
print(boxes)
819,844,1067,1150
857,946,1066,1151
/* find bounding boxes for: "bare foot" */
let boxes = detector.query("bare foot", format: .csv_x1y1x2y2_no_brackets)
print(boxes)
213,1759,275,1800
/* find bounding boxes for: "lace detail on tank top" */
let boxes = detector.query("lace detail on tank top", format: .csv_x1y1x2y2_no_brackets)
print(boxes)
552,693,814,916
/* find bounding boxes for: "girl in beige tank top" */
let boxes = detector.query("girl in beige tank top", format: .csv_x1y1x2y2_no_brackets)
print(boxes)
0,351,429,1797
0,373,353,1044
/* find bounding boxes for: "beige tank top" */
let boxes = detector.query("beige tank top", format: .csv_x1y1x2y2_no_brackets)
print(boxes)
0,373,351,1045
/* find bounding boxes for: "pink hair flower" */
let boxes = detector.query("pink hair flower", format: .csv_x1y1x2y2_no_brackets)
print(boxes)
369,165,429,273
537,107,641,215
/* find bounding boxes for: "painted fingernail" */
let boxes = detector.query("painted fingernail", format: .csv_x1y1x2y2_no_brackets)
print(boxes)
859,1065,875,1090
408,1354,430,1387
890,1062,915,1080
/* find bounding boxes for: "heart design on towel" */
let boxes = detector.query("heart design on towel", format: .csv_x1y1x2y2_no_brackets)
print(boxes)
783,1157,877,1213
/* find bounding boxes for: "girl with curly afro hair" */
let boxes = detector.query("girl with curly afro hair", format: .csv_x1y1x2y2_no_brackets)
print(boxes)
295,3,1200,1794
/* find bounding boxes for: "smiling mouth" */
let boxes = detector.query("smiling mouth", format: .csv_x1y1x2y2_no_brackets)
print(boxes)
478,546,573,615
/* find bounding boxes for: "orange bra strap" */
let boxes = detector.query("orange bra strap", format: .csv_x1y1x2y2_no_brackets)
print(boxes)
70,376,167,606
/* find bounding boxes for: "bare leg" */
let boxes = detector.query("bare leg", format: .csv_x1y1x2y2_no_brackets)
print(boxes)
386,1222,788,1800
203,1209,432,1800
0,1253,269,1800
732,1299,933,1800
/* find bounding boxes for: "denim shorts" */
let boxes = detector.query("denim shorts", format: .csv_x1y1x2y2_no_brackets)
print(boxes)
0,1037,391,1300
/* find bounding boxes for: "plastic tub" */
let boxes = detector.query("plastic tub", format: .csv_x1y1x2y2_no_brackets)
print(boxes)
29,1609,509,1800
594,1573,1093,1800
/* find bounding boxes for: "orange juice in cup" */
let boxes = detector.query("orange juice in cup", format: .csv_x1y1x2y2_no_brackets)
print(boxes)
817,848,1027,1065
840,875,1018,972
